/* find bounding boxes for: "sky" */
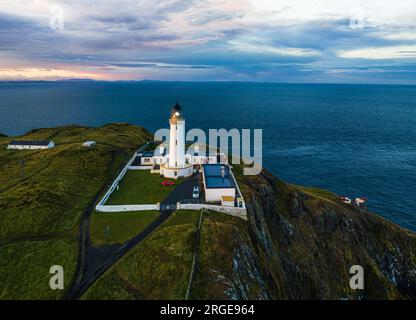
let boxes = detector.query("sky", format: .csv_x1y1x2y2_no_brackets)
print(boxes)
0,0,416,83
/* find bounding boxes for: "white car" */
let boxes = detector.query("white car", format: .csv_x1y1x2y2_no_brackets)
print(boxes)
192,186,200,199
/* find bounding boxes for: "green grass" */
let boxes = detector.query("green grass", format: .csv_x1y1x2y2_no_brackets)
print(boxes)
0,124,151,299
190,210,264,299
106,170,182,205
296,185,338,203
90,211,160,246
82,210,201,300
0,238,77,299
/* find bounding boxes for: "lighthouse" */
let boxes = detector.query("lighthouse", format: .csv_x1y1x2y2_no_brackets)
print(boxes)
160,102,193,179
168,102,186,168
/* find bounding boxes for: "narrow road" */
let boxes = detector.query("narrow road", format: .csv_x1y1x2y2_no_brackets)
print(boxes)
65,146,195,299
65,209,173,299
65,143,154,299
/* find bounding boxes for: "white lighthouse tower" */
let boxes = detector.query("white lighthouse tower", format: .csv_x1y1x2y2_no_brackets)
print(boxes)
169,103,186,168
160,103,193,179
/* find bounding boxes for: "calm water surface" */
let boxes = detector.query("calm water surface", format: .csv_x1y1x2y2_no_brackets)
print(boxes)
1,82,415,231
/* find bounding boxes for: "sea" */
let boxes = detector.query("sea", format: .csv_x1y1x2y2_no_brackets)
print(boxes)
0,81,415,231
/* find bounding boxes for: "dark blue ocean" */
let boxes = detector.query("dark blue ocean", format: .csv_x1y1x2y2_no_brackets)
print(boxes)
1,82,415,231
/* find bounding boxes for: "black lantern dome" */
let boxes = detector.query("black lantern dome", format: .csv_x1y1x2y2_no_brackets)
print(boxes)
170,102,184,122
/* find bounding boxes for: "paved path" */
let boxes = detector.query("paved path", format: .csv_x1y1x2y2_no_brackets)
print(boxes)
162,174,201,205
65,209,173,299
66,161,200,299
65,141,159,300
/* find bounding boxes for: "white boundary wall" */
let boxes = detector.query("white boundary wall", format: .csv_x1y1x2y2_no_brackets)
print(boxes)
128,165,152,170
179,203,247,220
96,202,247,220
95,142,247,220
96,143,150,209
96,204,158,212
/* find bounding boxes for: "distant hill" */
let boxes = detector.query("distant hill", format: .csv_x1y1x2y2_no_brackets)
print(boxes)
0,133,7,138
0,78,95,84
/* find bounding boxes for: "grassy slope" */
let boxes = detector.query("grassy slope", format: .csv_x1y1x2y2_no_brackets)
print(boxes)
191,211,248,299
83,209,265,300
106,170,181,205
82,210,201,300
0,123,150,299
90,211,160,246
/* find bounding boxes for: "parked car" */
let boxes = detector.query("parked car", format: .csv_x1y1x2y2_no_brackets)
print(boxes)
162,180,175,187
192,186,200,198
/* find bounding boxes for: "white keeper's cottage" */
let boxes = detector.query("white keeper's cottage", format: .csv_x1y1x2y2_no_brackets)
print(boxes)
7,140,55,150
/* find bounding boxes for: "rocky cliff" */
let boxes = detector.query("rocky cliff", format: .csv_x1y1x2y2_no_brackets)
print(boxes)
232,168,416,299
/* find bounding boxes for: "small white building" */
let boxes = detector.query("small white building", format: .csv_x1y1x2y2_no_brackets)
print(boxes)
82,141,96,147
7,140,55,150
202,164,236,203
355,197,367,206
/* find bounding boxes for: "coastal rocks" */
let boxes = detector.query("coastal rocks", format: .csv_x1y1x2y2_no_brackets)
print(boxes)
229,241,269,300
289,191,309,218
237,168,416,299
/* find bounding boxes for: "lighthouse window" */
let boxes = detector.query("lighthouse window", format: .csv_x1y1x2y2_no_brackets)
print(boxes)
175,125,177,130
176,140,177,145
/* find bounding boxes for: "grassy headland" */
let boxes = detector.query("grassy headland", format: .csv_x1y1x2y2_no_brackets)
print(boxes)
1,123,415,300
0,123,151,299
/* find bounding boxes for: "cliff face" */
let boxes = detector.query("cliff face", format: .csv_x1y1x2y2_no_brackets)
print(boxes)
235,169,416,299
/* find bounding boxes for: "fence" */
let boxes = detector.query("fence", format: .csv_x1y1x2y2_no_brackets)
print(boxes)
179,203,247,220
128,165,152,170
185,209,204,300
96,204,159,212
96,142,150,209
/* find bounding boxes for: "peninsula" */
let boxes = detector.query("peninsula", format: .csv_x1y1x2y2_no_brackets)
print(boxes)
0,123,415,300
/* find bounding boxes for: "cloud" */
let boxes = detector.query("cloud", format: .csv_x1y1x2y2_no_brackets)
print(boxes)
338,46,416,59
0,0,415,82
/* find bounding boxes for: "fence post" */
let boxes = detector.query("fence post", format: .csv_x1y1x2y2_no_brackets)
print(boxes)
185,209,204,300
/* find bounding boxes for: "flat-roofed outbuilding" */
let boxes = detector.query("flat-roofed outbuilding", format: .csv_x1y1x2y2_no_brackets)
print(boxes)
202,164,236,203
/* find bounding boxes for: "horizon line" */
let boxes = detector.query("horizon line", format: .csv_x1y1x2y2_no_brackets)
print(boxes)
1,79,416,86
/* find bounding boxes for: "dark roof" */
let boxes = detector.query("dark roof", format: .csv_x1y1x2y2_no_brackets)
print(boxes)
205,176,234,188
172,102,182,112
131,156,142,166
170,102,184,119
204,164,229,177
9,140,52,146
203,164,235,189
